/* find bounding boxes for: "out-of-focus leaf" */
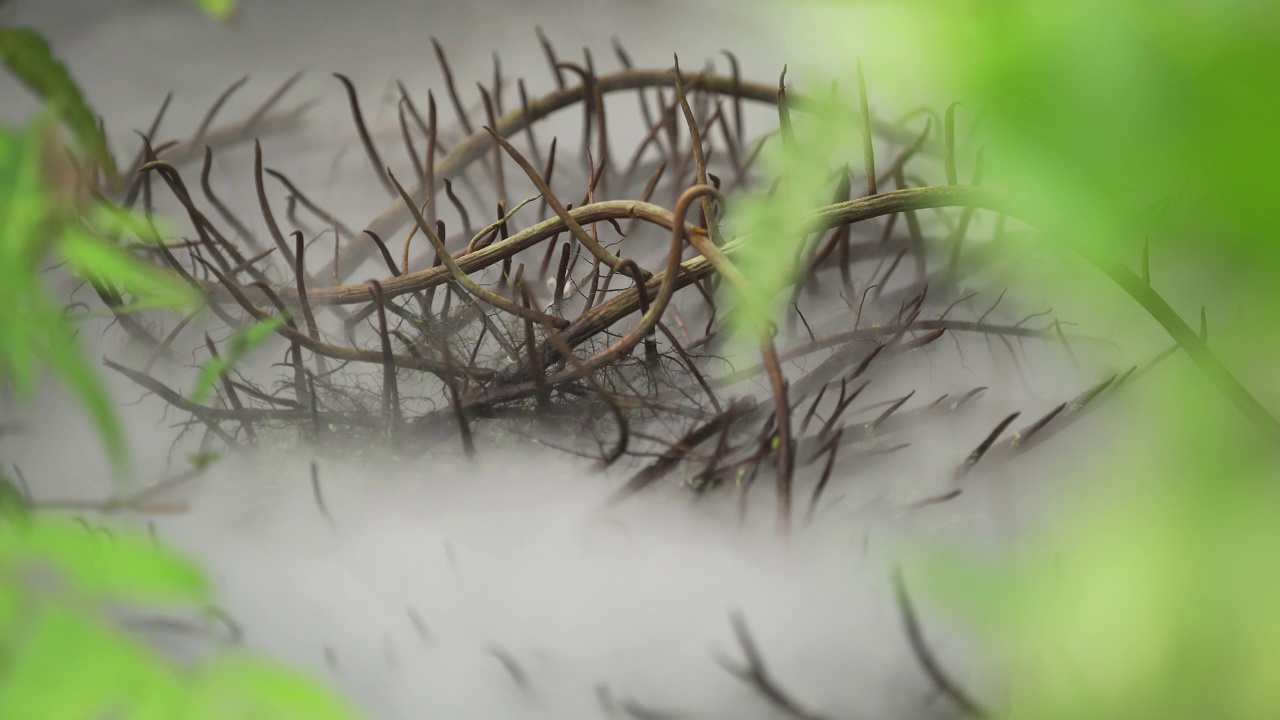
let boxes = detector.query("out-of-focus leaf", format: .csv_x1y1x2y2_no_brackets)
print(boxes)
0,122,50,393
0,512,368,719
0,121,131,476
914,383,1280,719
188,451,222,471
0,120,199,479
187,0,237,20
59,227,202,312
848,1,1280,312
43,312,130,475
0,122,47,265
189,315,286,404
0,29,115,178
86,201,176,247
0,606,183,720
756,3,1280,719
724,90,859,336
0,517,210,604
187,655,364,720
0,584,14,642
0,471,29,519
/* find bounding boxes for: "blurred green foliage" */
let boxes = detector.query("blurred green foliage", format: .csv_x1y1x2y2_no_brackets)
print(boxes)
0,513,363,720
0,118,198,479
920,381,1280,719
188,0,237,20
0,29,116,179
0,14,361,720
746,1,1280,717
726,89,863,336
858,1,1280,403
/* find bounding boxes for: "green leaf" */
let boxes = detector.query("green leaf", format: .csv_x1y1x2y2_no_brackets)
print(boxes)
0,599,188,717
188,451,222,471
86,197,178,241
0,122,50,394
0,517,210,604
0,121,131,477
189,315,286,404
848,1,1280,404
0,605,184,720
188,655,363,720
58,227,202,313
0,123,48,265
187,0,237,20
0,29,115,179
44,312,131,477
908,385,1280,719
0,513,370,720
722,89,854,337
0,470,29,522
761,3,1280,718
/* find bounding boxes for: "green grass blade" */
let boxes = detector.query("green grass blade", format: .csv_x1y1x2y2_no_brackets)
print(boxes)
0,29,115,179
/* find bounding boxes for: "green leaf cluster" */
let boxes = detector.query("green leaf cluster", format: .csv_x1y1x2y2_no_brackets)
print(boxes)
855,0,1280,401
0,514,362,720
0,119,200,478
187,0,237,20
0,29,115,179
724,89,864,336
754,1,1280,717
0,14,361,720
919,384,1280,719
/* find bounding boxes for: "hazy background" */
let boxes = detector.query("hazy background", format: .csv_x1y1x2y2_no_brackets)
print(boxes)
0,2,1153,718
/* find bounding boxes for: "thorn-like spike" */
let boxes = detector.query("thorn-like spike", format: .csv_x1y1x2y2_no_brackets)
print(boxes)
1011,403,1067,450
333,73,395,196
431,38,473,134
959,411,1020,476
535,26,565,89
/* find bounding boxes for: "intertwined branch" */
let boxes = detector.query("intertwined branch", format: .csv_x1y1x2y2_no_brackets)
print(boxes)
81,36,1273,556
